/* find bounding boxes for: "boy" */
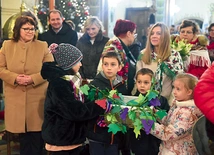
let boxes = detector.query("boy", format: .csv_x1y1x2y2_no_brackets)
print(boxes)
130,68,170,155
87,51,130,155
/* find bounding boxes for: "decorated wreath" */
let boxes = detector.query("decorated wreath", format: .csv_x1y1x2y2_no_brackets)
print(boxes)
80,84,167,138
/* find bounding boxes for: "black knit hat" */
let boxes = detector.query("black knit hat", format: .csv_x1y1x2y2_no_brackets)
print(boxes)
49,43,83,70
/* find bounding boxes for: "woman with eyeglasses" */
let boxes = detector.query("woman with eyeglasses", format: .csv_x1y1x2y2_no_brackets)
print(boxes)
207,23,214,62
171,19,211,78
0,16,54,155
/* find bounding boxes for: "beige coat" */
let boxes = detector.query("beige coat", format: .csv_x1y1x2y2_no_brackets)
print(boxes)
0,40,54,133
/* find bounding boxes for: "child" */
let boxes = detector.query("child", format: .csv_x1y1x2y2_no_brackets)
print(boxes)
150,73,202,154
41,43,110,155
130,68,170,155
87,51,129,155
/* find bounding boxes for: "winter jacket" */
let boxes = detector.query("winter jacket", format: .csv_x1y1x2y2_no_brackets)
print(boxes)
0,40,54,133
150,99,202,155
87,72,128,144
194,63,214,124
76,31,109,79
130,92,170,155
38,21,78,46
41,62,105,146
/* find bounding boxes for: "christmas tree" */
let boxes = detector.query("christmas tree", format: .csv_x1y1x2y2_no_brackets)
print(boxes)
37,0,90,32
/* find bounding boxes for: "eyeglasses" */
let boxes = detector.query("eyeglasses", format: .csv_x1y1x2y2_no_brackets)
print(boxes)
180,30,193,34
21,28,36,33
134,33,138,38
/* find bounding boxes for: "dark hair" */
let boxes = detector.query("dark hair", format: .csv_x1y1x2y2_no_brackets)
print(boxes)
48,9,64,19
135,68,154,80
12,16,36,42
208,23,214,32
21,11,38,29
179,20,199,34
113,19,136,37
65,68,76,75
102,52,122,65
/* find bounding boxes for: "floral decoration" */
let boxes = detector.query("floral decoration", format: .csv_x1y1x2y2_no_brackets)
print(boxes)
80,84,167,138
171,39,193,61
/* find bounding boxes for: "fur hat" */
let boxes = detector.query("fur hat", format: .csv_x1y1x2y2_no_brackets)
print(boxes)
49,43,83,70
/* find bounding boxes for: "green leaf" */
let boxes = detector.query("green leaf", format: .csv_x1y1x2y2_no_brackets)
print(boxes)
108,123,122,134
135,94,145,103
156,110,167,120
133,118,143,130
128,110,136,121
106,114,117,122
126,100,139,106
133,126,141,138
147,91,158,101
80,84,90,95
111,106,121,114
108,90,117,98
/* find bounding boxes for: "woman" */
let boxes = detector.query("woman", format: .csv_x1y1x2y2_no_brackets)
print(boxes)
135,23,183,100
98,19,137,95
171,19,211,78
207,23,214,62
0,16,54,155
76,16,109,83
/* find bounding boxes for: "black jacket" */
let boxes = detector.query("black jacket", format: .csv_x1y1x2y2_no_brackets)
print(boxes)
76,32,109,79
41,62,105,146
130,91,170,155
87,73,128,144
38,22,78,46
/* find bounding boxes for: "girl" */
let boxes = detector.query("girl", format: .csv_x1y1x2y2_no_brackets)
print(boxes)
130,68,169,155
41,43,110,155
150,73,202,155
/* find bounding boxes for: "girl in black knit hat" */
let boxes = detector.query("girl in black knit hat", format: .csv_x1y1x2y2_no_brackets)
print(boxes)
41,43,111,155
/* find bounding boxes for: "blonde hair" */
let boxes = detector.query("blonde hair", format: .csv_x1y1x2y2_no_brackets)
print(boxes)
174,73,198,98
82,16,104,33
142,23,171,64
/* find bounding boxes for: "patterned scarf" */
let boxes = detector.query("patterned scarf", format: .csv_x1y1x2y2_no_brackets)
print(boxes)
62,72,84,102
154,50,183,93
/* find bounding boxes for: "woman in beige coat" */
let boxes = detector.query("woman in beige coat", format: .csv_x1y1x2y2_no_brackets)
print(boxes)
0,16,54,155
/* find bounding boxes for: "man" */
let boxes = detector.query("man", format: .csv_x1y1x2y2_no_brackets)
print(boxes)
38,9,78,46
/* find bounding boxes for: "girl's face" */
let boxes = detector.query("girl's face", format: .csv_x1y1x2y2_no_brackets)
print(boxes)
86,24,100,39
179,26,194,43
173,79,192,101
150,26,161,47
136,74,152,95
102,57,122,81
72,61,82,73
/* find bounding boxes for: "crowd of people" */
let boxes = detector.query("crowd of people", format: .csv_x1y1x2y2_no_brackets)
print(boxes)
0,9,213,155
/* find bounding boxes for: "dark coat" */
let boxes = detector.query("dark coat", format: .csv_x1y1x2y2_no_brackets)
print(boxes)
41,62,105,146
76,32,109,79
120,40,137,95
87,73,128,144
38,21,78,46
130,91,170,155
